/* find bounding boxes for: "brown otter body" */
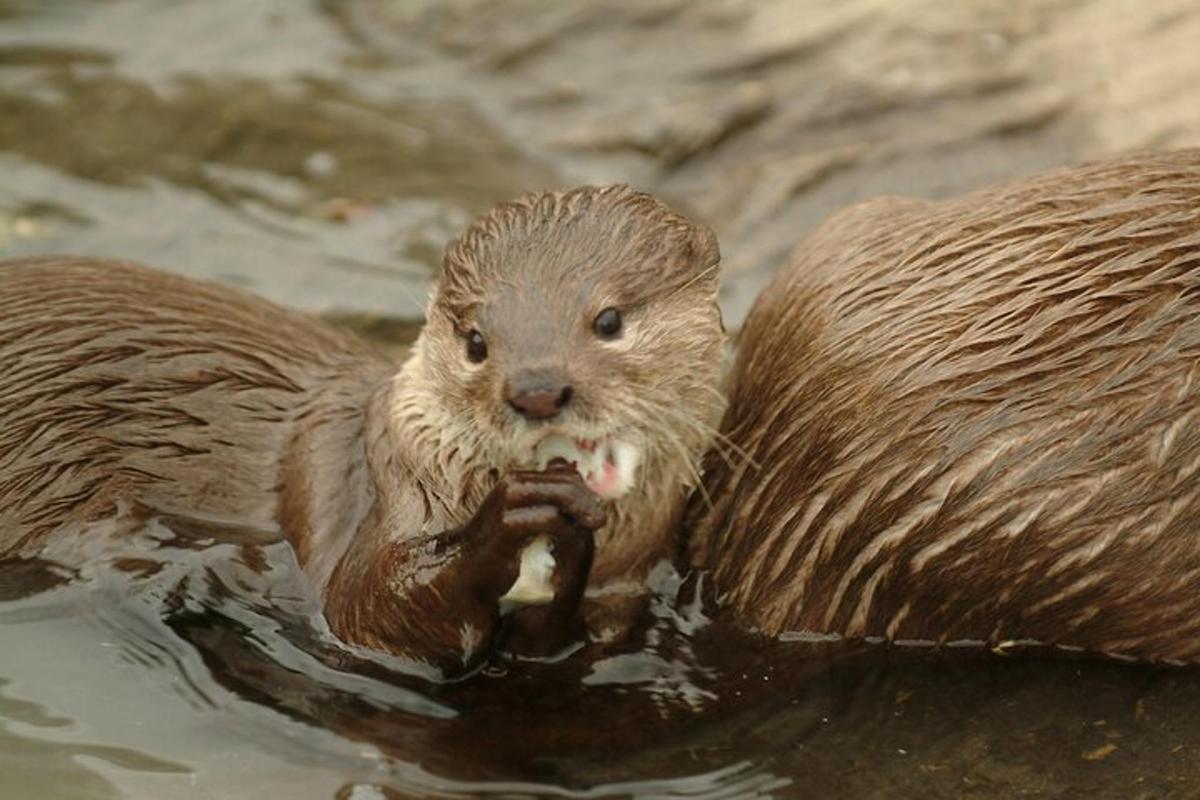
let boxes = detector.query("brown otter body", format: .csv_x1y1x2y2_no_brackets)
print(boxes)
691,150,1200,664
0,186,724,673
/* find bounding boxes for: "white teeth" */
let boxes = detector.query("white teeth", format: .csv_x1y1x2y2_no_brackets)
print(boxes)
533,433,593,472
529,432,641,500
532,433,606,484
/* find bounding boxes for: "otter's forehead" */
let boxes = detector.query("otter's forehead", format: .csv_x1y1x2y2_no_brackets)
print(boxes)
473,209,689,292
477,271,602,337
436,185,719,320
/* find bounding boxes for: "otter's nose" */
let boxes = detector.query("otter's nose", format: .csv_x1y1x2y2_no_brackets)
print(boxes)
507,369,573,421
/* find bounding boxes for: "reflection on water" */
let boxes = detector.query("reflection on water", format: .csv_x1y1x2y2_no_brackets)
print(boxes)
1,518,795,798
4,0,1200,797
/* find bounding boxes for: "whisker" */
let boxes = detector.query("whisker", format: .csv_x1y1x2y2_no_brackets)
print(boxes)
626,396,715,512
627,383,758,472
697,420,761,471
657,262,720,306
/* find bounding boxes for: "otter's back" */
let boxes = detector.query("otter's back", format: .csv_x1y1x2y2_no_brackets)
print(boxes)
693,150,1200,663
0,258,388,556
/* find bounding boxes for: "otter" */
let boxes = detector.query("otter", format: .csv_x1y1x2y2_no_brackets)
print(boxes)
0,186,725,674
689,149,1200,665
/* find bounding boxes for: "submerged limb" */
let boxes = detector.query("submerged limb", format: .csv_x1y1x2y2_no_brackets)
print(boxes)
323,463,605,677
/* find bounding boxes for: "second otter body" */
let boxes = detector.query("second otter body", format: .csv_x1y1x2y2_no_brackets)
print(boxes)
692,150,1200,664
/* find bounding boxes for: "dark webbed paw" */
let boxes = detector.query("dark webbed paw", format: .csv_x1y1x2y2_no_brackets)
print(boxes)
471,462,605,658
452,459,603,606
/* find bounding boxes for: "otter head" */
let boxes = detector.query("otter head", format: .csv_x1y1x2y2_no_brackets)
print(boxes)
416,185,724,512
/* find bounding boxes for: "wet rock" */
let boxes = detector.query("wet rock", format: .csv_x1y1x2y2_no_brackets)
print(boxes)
551,81,772,169
347,0,1200,327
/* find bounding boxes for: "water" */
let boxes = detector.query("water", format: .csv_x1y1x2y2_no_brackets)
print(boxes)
6,521,1200,798
3,1,1200,797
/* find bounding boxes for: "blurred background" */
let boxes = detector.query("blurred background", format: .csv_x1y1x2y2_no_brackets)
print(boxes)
3,0,1198,340
4,3,1200,798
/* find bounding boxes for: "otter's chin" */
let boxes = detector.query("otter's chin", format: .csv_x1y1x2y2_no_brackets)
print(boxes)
530,433,640,500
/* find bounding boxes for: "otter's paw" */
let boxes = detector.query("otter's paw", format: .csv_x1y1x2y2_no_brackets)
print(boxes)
462,464,604,600
497,464,603,605
497,463,607,534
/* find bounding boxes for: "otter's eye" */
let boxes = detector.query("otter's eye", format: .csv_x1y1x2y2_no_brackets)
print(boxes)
593,307,622,339
465,330,488,363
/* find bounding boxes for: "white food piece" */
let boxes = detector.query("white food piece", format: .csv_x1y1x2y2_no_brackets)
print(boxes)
499,534,556,612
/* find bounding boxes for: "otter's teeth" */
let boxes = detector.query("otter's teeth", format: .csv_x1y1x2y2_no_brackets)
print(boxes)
533,434,601,477
531,432,639,499
533,434,581,471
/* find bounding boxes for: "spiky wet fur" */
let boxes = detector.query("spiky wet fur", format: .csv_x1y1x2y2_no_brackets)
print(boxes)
690,149,1200,664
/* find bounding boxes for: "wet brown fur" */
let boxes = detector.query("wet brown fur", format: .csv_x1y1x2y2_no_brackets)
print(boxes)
0,259,386,554
690,149,1200,664
0,186,724,667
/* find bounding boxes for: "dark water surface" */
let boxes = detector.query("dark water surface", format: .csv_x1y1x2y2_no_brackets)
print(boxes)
3,1,1200,798
5,520,1200,800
